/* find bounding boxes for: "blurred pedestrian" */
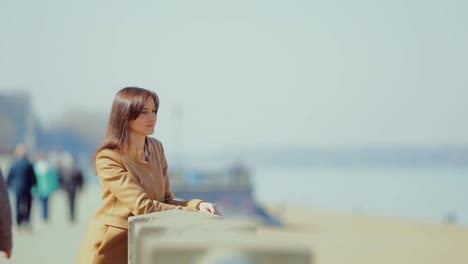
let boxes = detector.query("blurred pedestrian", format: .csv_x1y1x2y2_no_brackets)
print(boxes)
57,152,84,223
7,144,37,227
77,86,221,264
0,168,13,259
33,153,60,222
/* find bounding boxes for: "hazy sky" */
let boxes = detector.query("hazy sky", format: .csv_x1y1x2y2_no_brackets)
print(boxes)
1,0,467,154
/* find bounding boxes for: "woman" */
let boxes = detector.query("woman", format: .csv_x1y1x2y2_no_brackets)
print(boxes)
77,87,221,264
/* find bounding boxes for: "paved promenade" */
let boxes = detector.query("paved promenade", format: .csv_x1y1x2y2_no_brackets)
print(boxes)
7,184,102,264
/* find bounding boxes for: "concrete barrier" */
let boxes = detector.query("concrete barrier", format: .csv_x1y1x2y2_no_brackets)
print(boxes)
128,210,312,264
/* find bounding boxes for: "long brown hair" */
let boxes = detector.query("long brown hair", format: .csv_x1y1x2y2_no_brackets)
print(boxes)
94,86,159,159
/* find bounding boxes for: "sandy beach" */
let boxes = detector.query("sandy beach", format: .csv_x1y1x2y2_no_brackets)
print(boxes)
6,183,468,264
261,206,468,264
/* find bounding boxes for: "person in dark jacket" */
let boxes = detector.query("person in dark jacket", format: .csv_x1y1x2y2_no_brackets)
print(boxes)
0,168,13,259
7,144,37,227
57,151,84,223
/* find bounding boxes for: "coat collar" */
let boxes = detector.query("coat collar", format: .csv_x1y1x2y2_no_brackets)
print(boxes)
127,137,151,163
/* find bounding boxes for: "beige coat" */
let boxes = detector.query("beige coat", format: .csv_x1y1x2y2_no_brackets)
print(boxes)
77,137,203,264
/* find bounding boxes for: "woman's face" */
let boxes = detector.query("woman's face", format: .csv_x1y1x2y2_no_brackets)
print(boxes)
129,97,157,138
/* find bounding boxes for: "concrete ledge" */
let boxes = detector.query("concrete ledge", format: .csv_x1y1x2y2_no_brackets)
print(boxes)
129,210,312,264
139,231,311,264
129,210,258,264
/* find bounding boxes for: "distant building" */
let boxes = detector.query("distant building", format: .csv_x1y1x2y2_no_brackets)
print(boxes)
0,91,37,172
0,91,36,154
0,90,99,175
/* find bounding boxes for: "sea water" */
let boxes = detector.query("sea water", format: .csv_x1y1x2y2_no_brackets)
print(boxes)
251,166,468,226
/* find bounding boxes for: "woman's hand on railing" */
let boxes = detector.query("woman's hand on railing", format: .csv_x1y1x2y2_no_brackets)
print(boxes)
199,202,222,216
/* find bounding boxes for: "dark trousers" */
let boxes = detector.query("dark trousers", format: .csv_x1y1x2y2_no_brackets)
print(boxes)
67,190,76,222
39,196,49,221
15,195,32,226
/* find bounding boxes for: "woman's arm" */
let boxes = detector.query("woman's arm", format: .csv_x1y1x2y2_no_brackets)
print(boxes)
159,147,204,210
96,150,182,215
158,142,221,215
